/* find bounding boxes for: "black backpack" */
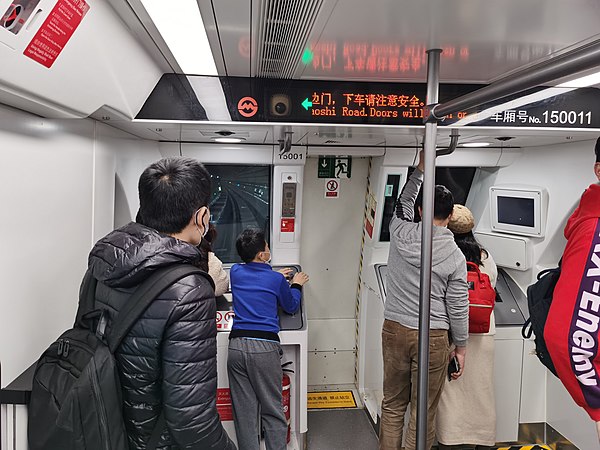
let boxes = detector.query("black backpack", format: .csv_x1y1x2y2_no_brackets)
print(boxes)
28,264,211,450
521,263,561,377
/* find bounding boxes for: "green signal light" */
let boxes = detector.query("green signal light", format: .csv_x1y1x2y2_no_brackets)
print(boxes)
301,49,314,65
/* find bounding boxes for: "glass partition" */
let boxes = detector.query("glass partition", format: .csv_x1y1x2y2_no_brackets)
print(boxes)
205,164,271,263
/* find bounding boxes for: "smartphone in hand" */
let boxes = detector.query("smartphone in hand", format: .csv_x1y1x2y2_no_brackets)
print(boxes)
447,356,460,381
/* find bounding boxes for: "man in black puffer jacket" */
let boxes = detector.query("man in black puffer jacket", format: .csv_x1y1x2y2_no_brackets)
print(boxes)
88,157,235,449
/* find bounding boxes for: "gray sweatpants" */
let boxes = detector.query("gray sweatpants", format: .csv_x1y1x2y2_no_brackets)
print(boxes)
227,337,287,450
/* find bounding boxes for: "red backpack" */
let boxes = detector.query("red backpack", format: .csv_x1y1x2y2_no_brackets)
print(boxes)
466,262,496,333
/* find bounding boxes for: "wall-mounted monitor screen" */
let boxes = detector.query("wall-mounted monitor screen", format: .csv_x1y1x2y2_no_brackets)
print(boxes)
205,165,271,263
490,186,546,237
497,197,535,227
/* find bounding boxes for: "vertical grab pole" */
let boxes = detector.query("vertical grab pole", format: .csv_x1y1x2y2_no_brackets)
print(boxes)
416,48,441,450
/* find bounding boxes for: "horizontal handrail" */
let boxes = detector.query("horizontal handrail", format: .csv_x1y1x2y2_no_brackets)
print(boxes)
432,39,600,119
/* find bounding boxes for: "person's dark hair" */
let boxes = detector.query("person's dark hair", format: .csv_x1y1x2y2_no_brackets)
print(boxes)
416,185,455,220
137,157,211,234
205,223,217,245
236,228,267,263
595,137,600,163
196,243,209,272
454,231,488,266
196,223,217,267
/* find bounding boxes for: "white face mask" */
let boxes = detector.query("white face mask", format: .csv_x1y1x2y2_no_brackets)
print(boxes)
262,250,271,264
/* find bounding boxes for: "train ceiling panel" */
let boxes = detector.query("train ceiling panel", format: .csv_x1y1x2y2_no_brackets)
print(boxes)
202,0,600,83
94,1,600,151
305,128,385,146
296,0,600,82
139,124,271,144
254,0,323,78
104,116,600,150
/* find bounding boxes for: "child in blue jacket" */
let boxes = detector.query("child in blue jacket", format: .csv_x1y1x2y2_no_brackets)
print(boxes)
228,228,309,450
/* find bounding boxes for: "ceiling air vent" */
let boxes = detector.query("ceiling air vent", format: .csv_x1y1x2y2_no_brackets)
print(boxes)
256,0,323,78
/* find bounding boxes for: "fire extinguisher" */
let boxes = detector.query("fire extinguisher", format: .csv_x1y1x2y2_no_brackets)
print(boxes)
282,361,294,444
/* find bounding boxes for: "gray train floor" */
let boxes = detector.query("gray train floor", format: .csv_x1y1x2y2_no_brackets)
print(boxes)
306,410,552,450
307,409,379,449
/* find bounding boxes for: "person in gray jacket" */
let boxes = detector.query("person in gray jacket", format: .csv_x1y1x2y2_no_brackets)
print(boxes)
379,151,469,450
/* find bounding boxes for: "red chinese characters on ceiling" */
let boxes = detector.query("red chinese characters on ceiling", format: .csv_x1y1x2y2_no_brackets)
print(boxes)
308,42,470,74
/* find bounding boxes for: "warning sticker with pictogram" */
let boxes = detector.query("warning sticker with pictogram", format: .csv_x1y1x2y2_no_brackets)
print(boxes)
1,0,40,35
324,179,339,199
216,311,235,331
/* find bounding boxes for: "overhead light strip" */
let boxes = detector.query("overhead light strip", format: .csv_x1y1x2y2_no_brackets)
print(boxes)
557,71,600,88
139,0,218,75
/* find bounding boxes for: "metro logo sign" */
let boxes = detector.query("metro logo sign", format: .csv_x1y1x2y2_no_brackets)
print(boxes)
237,96,258,118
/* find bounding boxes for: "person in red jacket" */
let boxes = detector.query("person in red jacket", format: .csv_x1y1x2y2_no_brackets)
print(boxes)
545,137,600,441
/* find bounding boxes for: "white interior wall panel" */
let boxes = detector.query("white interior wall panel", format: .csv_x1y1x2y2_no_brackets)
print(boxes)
307,352,356,386
493,335,523,442
308,318,356,352
466,139,599,445
467,139,599,288
519,339,547,424
300,157,368,385
113,137,162,229
0,0,163,119
0,106,95,388
0,107,156,388
0,106,159,449
547,374,597,450
93,123,119,242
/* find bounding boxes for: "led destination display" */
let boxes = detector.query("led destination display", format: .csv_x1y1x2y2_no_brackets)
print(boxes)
220,77,475,126
137,75,600,129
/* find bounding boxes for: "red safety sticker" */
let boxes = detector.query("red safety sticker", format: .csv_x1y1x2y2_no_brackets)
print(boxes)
217,388,233,421
23,0,90,68
281,218,295,233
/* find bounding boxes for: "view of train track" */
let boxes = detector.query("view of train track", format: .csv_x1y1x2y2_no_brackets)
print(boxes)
206,165,270,262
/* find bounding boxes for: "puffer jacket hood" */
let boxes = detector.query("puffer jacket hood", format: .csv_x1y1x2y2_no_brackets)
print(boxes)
392,221,459,268
89,222,202,288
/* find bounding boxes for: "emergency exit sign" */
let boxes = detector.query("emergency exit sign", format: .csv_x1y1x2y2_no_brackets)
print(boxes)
318,156,352,178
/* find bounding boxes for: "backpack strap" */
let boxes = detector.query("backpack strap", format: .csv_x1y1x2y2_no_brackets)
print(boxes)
522,318,533,339
74,269,99,328
466,261,479,272
107,264,213,353
466,261,484,280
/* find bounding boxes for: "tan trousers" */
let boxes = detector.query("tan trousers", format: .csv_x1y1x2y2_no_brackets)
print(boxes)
379,320,450,450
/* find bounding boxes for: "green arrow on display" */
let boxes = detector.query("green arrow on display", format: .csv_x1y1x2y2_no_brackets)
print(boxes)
302,98,313,110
